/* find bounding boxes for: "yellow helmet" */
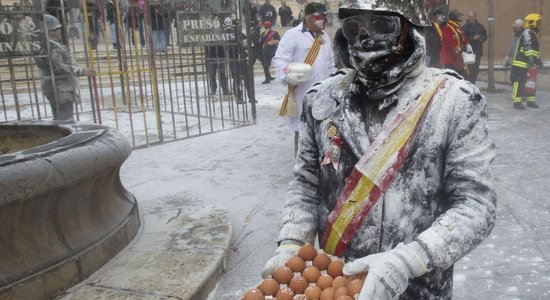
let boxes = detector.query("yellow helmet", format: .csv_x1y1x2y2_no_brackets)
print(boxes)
524,13,542,29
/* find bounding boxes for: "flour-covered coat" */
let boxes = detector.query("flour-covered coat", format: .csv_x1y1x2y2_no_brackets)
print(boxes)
36,38,85,94
272,22,336,132
278,67,497,299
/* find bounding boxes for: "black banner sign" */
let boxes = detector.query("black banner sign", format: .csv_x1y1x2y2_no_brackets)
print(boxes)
0,10,45,58
176,12,238,46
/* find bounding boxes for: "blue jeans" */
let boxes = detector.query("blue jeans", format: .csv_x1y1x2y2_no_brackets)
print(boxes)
152,30,166,51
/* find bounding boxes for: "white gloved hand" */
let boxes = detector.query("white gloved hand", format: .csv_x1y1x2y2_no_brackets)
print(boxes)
343,242,429,300
465,44,473,54
261,242,301,278
502,56,511,67
285,72,309,85
283,63,312,86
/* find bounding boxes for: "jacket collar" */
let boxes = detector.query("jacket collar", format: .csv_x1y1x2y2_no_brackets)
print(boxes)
328,70,370,159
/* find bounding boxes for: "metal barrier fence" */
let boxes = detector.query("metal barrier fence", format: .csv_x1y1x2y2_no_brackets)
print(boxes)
0,0,256,148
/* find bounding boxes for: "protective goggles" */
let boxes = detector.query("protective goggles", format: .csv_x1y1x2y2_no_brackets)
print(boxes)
341,14,402,42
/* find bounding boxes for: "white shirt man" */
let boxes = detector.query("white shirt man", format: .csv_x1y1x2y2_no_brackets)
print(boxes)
273,2,336,152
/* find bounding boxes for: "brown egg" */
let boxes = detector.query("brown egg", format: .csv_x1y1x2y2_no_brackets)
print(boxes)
316,274,334,290
313,252,331,271
331,276,347,289
293,295,309,300
346,278,363,297
302,266,321,283
320,287,334,300
258,278,280,296
243,288,265,300
327,261,344,278
289,276,309,294
273,266,294,285
298,243,317,261
276,287,295,300
345,275,359,284
286,255,306,273
304,285,322,299
334,286,347,299
336,296,354,300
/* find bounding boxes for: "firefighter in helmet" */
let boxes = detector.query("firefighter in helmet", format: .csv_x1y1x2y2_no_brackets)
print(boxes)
511,13,543,110
262,0,496,299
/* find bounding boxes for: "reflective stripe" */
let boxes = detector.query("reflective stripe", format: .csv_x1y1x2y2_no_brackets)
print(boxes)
525,49,539,57
512,61,528,68
526,96,536,102
512,82,522,102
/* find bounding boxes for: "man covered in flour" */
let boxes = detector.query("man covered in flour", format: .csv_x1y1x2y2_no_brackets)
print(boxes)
272,2,336,155
263,0,496,299
35,15,95,121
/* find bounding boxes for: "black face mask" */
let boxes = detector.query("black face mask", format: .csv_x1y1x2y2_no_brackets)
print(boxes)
334,21,426,103
341,14,403,78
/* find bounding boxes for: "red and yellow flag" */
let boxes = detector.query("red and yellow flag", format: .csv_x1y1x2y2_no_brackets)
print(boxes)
321,77,447,256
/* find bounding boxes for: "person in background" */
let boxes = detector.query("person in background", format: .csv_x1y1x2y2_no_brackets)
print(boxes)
425,7,445,68
272,2,336,155
260,20,279,84
440,9,471,76
124,0,145,47
278,0,293,26
510,13,543,110
259,0,277,26
149,0,167,53
463,10,487,84
246,0,258,22
161,0,174,47
85,0,100,50
227,21,257,104
250,20,263,67
35,15,96,121
106,0,120,49
205,45,229,96
263,1,496,299
502,19,524,67
45,0,69,45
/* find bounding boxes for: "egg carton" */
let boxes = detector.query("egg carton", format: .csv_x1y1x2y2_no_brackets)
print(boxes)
242,244,365,300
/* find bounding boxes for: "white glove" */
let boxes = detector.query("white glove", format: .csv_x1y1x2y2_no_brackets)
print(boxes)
343,242,429,300
465,44,473,54
285,72,309,85
502,56,511,67
261,242,301,278
283,63,312,86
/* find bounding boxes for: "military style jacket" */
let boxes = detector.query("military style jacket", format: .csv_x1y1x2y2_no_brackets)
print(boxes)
35,38,84,94
278,67,497,299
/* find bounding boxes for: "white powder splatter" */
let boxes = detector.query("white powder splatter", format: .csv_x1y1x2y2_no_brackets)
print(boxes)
454,273,466,282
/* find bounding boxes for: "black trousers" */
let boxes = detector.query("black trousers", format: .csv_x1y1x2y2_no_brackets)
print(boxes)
466,54,482,84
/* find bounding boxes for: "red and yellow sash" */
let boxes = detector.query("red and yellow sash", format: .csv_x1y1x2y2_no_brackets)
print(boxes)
320,77,447,256
278,35,322,117
434,22,442,39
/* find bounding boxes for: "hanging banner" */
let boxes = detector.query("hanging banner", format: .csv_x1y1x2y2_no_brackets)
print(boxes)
0,9,45,57
176,11,238,46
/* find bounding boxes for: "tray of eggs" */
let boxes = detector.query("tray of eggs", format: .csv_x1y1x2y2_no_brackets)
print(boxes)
242,243,366,300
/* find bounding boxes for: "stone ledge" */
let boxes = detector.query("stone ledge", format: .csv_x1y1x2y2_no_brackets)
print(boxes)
60,194,232,300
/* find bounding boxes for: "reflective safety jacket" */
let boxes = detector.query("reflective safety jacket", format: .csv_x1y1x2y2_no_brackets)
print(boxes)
512,28,541,69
